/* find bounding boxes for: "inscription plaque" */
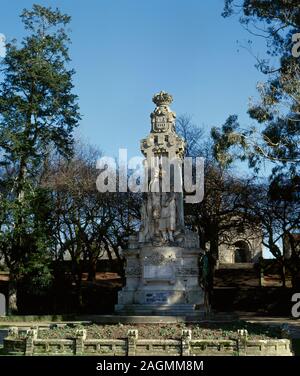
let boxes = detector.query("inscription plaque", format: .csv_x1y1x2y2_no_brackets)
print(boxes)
144,263,173,280
145,292,169,304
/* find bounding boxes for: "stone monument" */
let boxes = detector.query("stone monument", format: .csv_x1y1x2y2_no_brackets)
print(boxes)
115,91,205,316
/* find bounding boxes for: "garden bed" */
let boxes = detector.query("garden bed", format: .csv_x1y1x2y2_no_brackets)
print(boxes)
3,322,292,356
14,321,282,340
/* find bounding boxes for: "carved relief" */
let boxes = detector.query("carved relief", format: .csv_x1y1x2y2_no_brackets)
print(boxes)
144,252,175,266
126,266,142,276
184,231,200,248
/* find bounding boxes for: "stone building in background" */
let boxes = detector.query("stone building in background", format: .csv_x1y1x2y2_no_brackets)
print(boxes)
217,224,263,264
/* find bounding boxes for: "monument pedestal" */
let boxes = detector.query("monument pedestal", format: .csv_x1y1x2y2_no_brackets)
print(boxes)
115,242,205,316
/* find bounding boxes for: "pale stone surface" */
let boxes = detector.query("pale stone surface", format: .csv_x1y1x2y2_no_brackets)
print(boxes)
3,329,293,356
115,92,204,315
0,293,6,316
139,91,186,247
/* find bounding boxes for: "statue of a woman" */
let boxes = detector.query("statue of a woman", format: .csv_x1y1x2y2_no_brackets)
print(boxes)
159,192,176,242
138,202,149,242
139,166,162,243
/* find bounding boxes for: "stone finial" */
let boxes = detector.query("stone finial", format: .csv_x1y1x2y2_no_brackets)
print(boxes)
237,329,248,340
75,329,87,340
127,329,138,340
152,91,173,107
26,328,38,339
8,326,18,337
181,329,192,340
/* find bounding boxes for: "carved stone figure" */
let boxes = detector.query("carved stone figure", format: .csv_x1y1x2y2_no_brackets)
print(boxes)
138,91,187,246
138,202,149,243
159,192,176,242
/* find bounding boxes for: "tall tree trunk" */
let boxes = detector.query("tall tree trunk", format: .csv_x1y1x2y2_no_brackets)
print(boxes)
210,234,219,260
87,258,97,282
76,279,83,310
281,261,286,288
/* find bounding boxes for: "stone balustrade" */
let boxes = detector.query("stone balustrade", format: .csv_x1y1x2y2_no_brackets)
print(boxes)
3,327,293,356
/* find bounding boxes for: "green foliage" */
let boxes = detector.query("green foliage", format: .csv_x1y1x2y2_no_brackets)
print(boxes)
211,115,243,167
0,4,80,302
218,1,300,176
0,186,54,290
208,2,300,283
0,4,80,169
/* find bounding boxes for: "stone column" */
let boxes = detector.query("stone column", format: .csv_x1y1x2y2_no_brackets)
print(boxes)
25,328,38,356
127,329,138,356
237,329,248,355
181,329,191,356
75,329,87,355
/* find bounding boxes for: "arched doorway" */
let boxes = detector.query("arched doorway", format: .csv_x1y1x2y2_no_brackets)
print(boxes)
234,241,251,263
0,293,6,316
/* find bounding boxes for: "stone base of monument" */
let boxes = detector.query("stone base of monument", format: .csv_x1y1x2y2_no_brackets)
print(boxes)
115,244,205,316
114,304,205,317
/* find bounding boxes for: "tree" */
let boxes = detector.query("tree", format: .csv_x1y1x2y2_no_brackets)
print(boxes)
243,177,300,287
216,1,300,177
176,114,204,157
177,115,259,310
43,142,141,309
186,164,257,259
177,115,257,259
0,4,80,311
209,1,300,285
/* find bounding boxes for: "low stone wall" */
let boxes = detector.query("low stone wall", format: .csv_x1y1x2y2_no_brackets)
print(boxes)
3,327,293,356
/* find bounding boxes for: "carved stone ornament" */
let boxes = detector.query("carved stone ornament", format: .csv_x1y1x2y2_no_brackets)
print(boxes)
176,267,199,276
150,91,176,134
152,91,173,107
144,251,175,265
126,265,142,276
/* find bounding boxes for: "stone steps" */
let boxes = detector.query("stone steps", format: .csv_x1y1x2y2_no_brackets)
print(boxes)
115,304,204,316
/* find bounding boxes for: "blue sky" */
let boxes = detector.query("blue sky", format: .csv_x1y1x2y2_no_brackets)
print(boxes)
0,0,269,160
1,1,277,257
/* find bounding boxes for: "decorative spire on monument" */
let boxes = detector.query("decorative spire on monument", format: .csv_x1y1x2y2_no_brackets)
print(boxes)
139,91,186,246
141,91,185,159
